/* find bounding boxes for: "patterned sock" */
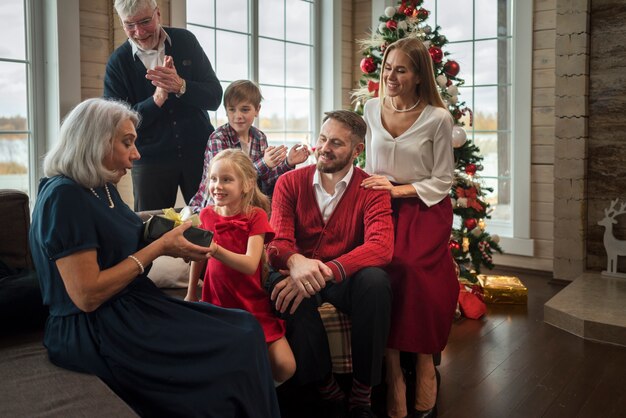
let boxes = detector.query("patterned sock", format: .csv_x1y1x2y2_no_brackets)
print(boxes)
318,374,345,401
348,378,372,410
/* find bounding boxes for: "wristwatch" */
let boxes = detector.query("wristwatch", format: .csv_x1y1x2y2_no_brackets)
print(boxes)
176,78,186,98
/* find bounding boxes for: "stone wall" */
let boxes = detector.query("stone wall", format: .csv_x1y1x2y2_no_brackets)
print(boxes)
586,0,626,272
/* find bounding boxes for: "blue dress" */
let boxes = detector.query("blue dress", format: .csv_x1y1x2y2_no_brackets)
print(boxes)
29,176,280,418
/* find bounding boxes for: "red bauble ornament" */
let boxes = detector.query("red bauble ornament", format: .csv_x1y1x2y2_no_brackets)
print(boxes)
386,20,397,30
465,163,477,175
417,8,429,20
428,46,443,64
465,218,478,230
449,240,461,251
443,60,461,77
403,6,414,16
360,57,376,74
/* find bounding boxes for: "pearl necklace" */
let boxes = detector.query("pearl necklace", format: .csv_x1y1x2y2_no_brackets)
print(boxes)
89,184,115,208
390,96,421,113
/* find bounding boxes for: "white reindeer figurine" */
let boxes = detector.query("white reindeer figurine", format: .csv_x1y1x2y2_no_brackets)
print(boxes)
598,198,626,278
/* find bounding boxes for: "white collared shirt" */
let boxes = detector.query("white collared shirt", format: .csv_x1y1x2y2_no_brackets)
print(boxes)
129,27,172,70
313,165,354,223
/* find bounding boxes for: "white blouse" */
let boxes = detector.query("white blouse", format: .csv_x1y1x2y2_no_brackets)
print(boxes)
363,98,455,207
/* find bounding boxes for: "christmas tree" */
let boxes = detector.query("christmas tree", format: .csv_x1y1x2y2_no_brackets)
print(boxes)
352,0,503,283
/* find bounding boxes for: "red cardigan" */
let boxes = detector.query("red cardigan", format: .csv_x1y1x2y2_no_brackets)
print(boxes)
267,165,394,282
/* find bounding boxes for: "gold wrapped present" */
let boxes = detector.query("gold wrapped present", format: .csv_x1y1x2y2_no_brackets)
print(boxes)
477,274,527,304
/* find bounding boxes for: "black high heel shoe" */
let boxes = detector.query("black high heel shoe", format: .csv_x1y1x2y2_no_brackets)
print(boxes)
412,368,440,418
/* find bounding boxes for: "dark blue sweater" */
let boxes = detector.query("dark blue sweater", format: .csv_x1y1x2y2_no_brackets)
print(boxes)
104,27,222,165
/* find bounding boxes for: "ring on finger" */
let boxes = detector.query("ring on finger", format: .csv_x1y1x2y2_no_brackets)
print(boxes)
304,281,311,288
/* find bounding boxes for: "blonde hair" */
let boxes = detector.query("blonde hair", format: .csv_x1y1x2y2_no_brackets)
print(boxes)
378,37,447,109
209,149,270,215
43,98,140,188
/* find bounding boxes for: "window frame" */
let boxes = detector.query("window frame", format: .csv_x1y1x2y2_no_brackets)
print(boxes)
414,0,534,256
182,0,319,150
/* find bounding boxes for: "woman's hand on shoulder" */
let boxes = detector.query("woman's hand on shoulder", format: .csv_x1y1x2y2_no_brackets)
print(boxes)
361,175,393,192
159,222,211,262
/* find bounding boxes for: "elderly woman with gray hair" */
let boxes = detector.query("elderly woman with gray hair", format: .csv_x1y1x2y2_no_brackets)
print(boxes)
29,98,280,417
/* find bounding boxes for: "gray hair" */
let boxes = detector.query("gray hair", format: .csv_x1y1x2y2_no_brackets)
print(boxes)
114,0,157,19
43,98,140,188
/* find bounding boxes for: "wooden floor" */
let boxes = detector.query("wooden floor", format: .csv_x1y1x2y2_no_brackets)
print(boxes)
277,268,626,417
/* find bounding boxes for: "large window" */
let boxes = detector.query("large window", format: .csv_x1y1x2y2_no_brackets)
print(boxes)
0,0,30,193
186,0,316,149
423,0,532,254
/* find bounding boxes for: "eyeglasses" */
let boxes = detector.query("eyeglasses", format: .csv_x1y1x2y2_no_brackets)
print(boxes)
122,8,157,31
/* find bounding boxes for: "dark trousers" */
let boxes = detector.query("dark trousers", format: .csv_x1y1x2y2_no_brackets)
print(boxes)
131,156,203,211
268,267,392,387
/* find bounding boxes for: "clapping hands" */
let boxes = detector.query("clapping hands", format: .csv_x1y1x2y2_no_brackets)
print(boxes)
263,144,310,169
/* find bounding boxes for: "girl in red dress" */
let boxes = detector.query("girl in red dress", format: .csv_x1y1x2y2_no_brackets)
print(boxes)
186,149,296,383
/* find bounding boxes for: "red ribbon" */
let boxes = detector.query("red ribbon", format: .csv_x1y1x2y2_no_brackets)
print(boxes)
214,219,250,234
456,186,483,212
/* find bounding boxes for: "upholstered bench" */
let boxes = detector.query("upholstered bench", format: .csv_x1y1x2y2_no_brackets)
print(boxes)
0,189,138,417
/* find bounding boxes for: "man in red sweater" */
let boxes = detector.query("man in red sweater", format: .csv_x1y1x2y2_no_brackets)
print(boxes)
267,110,393,418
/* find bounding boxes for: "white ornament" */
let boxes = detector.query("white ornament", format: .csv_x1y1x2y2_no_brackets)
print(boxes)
491,234,500,244
449,95,458,105
422,40,431,49
447,85,458,96
379,23,387,33
457,197,468,208
423,25,432,34
451,126,467,148
397,21,408,31
436,74,448,88
471,227,483,237
384,7,396,17
598,198,626,278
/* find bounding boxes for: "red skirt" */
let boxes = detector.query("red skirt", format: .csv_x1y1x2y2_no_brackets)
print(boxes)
386,196,459,353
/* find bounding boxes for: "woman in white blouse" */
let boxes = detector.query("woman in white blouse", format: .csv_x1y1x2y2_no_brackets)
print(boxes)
361,37,459,418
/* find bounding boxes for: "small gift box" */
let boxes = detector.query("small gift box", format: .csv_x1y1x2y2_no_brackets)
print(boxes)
143,207,214,247
477,274,528,305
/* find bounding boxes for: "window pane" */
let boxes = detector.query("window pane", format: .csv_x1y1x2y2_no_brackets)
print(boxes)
444,41,473,86
259,85,285,132
285,43,310,87
216,31,249,81
0,62,27,119
259,0,284,39
187,0,214,27
285,88,310,132
0,133,28,193
475,0,498,39
0,0,26,60
286,1,311,44
474,39,497,85
436,0,472,42
189,26,216,65
481,177,510,222
474,86,498,129
259,38,285,85
215,0,248,32
266,132,286,148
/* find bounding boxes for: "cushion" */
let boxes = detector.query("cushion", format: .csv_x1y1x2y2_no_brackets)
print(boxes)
0,189,32,270
318,303,352,374
0,341,138,417
0,260,48,335
147,256,190,289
